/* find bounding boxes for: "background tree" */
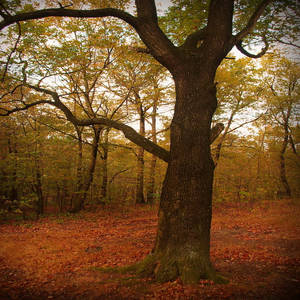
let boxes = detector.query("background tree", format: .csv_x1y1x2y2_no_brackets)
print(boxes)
260,52,300,197
213,57,263,165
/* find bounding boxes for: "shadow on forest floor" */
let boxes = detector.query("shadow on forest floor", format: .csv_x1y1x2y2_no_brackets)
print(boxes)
0,199,299,299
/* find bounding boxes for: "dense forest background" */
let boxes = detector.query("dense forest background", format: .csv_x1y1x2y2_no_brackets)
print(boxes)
0,1,299,219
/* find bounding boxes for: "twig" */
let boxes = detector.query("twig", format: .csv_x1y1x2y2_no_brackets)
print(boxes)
1,22,22,82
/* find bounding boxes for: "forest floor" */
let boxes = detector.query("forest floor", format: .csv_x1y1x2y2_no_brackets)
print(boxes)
0,199,299,299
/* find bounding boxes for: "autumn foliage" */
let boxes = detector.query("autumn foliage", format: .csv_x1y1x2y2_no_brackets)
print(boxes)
0,199,299,299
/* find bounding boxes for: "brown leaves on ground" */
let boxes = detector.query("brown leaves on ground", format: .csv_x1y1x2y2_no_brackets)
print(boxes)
0,200,299,299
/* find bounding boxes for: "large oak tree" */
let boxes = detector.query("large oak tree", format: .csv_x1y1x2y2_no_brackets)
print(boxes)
0,0,298,283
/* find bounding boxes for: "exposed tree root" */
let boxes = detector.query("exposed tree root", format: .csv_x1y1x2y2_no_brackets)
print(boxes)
99,252,229,285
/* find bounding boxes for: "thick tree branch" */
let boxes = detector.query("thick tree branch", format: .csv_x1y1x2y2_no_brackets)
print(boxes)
236,36,269,58
1,83,225,163
134,0,179,71
128,46,151,54
232,0,272,58
78,116,170,162
234,0,273,42
0,7,138,31
7,84,171,162
0,2,179,71
207,0,234,42
135,0,158,23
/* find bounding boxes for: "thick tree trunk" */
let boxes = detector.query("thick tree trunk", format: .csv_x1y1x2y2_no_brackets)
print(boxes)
135,71,220,283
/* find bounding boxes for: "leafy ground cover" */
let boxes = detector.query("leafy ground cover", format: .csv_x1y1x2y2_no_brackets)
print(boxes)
0,199,299,299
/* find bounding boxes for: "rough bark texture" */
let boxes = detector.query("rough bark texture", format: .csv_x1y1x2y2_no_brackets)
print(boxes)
127,70,224,283
147,70,218,283
129,0,236,283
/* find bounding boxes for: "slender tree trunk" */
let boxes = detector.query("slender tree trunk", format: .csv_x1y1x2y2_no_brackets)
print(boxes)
279,125,291,197
255,127,266,196
147,94,158,204
136,70,219,283
7,137,18,202
71,125,102,212
75,126,84,194
70,126,83,211
136,104,146,204
215,107,236,165
35,160,44,215
34,134,44,215
56,183,63,212
100,128,109,200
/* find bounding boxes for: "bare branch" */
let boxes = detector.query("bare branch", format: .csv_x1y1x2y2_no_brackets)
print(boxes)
210,123,225,143
227,113,264,134
0,99,53,116
275,38,300,49
57,2,73,9
1,22,22,82
289,134,299,157
0,3,12,18
109,168,131,185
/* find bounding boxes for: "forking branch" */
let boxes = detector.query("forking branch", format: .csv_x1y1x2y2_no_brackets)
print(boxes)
1,82,224,163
